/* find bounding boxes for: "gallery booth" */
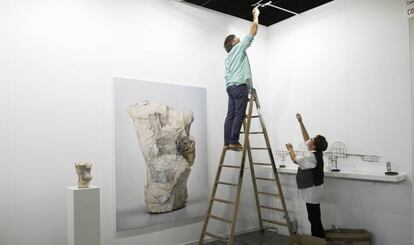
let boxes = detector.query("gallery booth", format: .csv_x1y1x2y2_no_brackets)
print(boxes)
1,0,414,245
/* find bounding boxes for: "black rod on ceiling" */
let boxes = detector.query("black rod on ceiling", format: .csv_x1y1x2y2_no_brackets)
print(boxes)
252,0,298,15
201,0,214,7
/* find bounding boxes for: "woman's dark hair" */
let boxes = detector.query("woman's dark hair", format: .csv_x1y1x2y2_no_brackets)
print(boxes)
224,34,235,53
314,135,328,152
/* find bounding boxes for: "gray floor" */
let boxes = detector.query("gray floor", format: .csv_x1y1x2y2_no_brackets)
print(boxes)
205,230,289,245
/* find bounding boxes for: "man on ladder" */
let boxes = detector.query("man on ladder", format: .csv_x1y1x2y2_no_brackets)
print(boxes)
223,6,260,151
199,7,293,243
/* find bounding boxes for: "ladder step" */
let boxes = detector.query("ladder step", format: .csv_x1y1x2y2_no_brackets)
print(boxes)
250,147,269,150
257,191,279,197
253,162,272,166
217,181,238,187
221,164,241,169
213,198,235,205
255,177,276,181
225,147,244,152
205,232,228,242
262,219,289,227
260,205,284,212
251,132,264,134
240,131,263,134
251,115,260,118
210,215,232,224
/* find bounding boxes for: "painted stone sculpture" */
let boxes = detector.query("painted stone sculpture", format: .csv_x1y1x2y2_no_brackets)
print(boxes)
75,161,93,188
128,101,196,213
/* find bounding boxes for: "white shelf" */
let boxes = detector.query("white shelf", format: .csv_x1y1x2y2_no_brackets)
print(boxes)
263,167,407,183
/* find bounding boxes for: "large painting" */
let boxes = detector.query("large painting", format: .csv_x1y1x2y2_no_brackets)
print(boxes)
114,78,208,231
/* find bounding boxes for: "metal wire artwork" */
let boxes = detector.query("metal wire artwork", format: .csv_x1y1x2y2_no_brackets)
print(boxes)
276,141,381,172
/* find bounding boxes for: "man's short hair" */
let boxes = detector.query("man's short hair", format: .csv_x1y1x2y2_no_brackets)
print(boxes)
314,135,328,152
224,34,236,53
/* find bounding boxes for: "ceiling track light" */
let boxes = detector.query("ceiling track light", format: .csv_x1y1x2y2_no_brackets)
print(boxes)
252,0,299,15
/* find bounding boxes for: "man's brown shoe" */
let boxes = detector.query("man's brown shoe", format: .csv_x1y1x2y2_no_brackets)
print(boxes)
229,143,243,151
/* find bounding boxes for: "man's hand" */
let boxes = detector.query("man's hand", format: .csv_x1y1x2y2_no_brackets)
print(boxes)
296,113,302,122
286,143,297,164
253,7,260,18
286,143,293,152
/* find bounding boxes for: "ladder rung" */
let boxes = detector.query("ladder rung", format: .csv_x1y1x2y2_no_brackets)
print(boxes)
255,177,276,181
205,232,228,242
260,205,284,212
221,164,241,169
262,219,288,227
257,191,279,197
250,147,269,150
240,131,263,134
217,181,238,187
253,162,272,166
213,198,235,205
251,115,260,118
210,215,232,224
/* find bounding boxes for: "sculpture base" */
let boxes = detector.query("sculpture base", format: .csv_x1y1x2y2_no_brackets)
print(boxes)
67,186,100,245
385,171,398,176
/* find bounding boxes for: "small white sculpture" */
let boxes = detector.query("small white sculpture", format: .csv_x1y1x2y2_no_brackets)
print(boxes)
75,161,93,188
128,101,196,213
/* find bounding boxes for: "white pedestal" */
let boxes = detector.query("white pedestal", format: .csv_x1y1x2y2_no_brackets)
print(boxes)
67,186,101,245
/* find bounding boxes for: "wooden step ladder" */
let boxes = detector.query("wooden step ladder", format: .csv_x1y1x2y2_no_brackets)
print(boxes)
198,89,293,245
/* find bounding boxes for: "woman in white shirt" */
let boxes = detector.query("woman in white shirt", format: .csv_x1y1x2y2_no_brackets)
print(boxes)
286,113,328,238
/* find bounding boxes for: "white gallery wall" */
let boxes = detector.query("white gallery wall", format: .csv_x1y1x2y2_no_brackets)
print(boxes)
266,0,412,244
1,0,414,244
0,0,268,244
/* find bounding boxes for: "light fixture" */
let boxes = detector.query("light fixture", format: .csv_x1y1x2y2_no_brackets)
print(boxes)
252,0,299,15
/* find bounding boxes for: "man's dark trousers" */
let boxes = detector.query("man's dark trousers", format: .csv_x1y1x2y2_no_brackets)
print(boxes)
306,203,325,238
224,84,248,145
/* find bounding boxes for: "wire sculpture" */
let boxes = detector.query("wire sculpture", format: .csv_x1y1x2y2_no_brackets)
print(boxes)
385,161,398,175
295,142,307,158
275,150,289,168
347,153,380,163
324,141,380,172
325,141,347,172
276,141,380,172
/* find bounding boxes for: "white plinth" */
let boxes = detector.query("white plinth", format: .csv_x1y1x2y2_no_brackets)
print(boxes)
67,186,101,245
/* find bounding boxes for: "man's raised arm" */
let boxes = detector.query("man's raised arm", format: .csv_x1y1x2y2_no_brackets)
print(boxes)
249,7,260,36
296,113,310,142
